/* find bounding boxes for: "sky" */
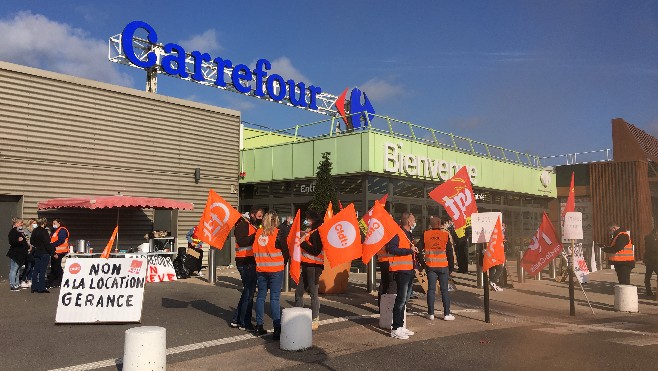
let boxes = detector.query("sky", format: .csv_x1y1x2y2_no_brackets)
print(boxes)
0,1,656,160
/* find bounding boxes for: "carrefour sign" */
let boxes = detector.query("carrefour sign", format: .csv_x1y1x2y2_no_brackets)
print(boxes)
383,142,478,184
120,21,323,110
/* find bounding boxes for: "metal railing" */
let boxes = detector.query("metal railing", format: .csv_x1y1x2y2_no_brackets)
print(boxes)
538,149,612,167
243,113,545,168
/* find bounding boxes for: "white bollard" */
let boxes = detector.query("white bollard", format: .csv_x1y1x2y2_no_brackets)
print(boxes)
280,307,312,351
614,285,639,312
379,294,406,329
123,326,167,371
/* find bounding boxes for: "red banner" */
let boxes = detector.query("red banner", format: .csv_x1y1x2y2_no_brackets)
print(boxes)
361,201,401,264
562,171,575,219
428,166,477,237
522,212,563,275
483,216,505,272
287,210,302,284
196,189,241,249
319,203,362,267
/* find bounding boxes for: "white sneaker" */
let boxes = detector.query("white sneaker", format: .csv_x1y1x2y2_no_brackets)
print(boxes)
490,282,502,292
402,327,415,336
390,328,409,339
443,314,455,321
427,314,435,320
20,281,30,289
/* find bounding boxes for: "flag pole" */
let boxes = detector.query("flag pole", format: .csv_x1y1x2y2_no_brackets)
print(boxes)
484,268,490,323
569,239,576,316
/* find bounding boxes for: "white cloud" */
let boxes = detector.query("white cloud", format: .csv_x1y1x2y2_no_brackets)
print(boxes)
358,78,404,101
251,56,311,84
0,12,133,87
177,29,221,54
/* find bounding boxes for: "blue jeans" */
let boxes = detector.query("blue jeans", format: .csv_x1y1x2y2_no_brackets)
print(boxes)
426,267,451,316
232,263,257,327
392,271,414,330
256,270,283,329
9,258,21,288
31,254,50,292
20,258,33,282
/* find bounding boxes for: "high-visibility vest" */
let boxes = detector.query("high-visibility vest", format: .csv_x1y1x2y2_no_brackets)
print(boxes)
609,232,634,262
253,228,284,273
389,229,413,271
51,226,69,254
235,221,257,258
301,250,324,265
377,247,393,263
424,229,449,268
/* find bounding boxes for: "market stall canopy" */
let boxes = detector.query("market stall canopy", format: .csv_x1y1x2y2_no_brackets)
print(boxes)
38,196,194,210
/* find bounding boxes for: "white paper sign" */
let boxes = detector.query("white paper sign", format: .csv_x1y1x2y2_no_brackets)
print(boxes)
56,258,147,323
561,243,589,283
563,212,583,240
146,255,178,283
471,212,503,243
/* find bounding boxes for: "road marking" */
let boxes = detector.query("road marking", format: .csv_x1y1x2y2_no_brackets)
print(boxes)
608,336,658,347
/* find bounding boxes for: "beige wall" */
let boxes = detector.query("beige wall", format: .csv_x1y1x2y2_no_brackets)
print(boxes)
0,61,240,260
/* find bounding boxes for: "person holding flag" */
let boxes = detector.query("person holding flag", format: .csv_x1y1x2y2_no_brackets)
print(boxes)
253,210,289,340
386,212,419,340
230,206,264,331
418,216,455,321
295,209,324,330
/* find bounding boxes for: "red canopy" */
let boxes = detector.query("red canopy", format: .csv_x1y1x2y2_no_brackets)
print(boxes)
37,196,194,210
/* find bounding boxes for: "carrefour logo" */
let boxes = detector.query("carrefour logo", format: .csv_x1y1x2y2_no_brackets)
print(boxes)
335,87,375,130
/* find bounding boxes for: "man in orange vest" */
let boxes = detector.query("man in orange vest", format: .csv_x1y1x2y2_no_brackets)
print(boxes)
230,206,264,331
418,216,455,321
48,218,69,288
602,222,635,285
386,212,418,340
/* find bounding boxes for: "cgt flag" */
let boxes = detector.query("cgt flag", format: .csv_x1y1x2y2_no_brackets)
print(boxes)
100,225,118,259
287,210,302,284
429,166,477,238
522,212,563,275
319,203,362,267
196,189,241,249
483,216,505,272
361,201,400,264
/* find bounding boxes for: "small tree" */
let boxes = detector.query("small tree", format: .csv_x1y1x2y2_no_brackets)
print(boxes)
308,152,340,215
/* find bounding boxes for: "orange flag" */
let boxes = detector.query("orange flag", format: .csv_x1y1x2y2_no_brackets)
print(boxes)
428,166,477,238
287,210,302,284
319,203,362,267
361,201,401,264
483,216,506,271
196,189,241,249
324,201,334,221
562,171,575,219
101,225,118,259
359,194,389,234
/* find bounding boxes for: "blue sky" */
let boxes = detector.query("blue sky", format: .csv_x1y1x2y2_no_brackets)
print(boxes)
0,1,656,159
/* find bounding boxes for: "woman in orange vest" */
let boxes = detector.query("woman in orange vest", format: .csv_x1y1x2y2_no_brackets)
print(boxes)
602,222,635,285
419,216,455,321
253,210,289,340
295,209,324,330
48,218,69,288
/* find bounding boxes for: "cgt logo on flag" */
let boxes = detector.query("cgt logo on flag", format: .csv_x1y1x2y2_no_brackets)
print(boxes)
429,166,478,238
128,260,143,275
327,221,357,249
204,202,231,241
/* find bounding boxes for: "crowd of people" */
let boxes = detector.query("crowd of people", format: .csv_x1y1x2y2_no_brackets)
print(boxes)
6,217,69,293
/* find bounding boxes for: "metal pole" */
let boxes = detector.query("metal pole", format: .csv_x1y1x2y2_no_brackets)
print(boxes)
517,250,525,283
596,246,603,270
569,240,576,316
283,262,290,292
476,244,483,288
549,259,556,279
207,247,216,284
367,256,376,292
484,271,490,323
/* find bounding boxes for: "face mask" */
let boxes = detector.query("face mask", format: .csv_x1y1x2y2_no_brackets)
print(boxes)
303,220,311,227
53,224,59,229
410,223,417,231
32,223,38,229
17,226,23,231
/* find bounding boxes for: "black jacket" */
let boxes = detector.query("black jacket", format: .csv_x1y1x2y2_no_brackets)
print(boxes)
234,217,257,266
30,226,53,256
7,227,29,263
644,234,658,267
300,221,324,268
603,227,635,267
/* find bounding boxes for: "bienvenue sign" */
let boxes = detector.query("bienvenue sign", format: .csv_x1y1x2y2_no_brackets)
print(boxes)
56,258,147,323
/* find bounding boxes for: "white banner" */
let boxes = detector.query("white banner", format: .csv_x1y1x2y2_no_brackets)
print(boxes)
146,255,177,283
56,258,147,323
563,212,583,240
471,212,502,244
562,243,590,283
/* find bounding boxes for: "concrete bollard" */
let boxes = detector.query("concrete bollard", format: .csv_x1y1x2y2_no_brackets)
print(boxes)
379,294,406,329
614,285,639,313
123,326,166,371
280,307,312,351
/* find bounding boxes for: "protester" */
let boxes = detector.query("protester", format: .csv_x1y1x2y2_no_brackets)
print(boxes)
377,245,394,311
643,228,658,296
386,212,418,340
230,206,263,331
19,218,36,288
7,218,29,291
454,224,470,273
295,209,324,330
418,216,455,321
31,217,53,293
47,218,69,288
602,222,635,285
253,210,288,340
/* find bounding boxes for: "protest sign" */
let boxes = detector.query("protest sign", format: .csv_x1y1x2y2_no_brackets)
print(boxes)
471,212,503,244
563,212,583,240
146,255,177,283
